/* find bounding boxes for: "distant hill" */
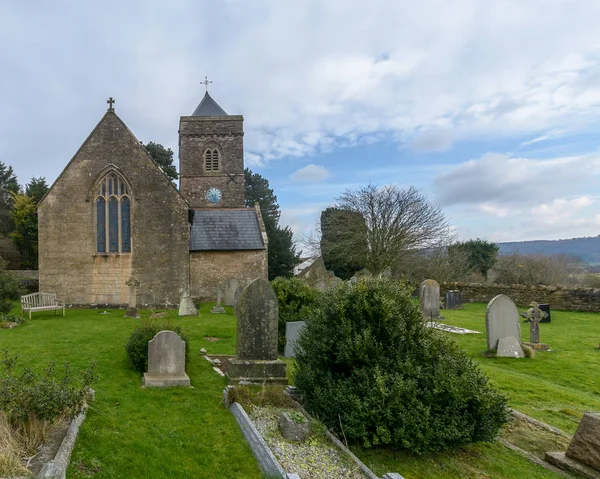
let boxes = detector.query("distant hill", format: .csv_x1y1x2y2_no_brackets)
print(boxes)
498,236,600,266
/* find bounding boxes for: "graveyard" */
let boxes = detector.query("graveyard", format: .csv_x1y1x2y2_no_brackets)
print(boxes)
1,290,599,478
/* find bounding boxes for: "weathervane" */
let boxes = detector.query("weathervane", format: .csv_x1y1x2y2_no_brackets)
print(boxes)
107,97,115,111
201,76,213,92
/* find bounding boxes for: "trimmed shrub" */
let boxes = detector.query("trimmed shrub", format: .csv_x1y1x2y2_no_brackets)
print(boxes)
271,277,322,353
125,319,190,373
293,277,508,454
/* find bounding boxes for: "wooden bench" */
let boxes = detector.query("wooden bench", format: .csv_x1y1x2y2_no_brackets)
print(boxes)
21,293,65,319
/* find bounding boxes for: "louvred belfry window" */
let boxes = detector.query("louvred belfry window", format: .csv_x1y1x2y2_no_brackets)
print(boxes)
95,173,131,253
204,148,220,171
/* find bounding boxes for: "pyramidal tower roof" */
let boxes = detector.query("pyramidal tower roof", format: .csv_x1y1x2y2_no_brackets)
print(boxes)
192,92,228,116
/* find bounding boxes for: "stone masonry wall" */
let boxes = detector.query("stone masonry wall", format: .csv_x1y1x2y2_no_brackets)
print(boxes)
178,115,245,208
38,110,190,307
441,282,600,312
190,250,267,302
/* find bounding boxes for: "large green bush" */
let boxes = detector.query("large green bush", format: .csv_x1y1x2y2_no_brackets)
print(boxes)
293,277,508,454
0,350,96,423
125,319,190,373
271,277,322,353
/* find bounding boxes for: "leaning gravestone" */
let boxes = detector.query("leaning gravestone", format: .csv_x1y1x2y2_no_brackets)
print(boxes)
546,412,600,474
143,331,190,387
227,278,287,384
284,321,306,358
224,278,240,307
420,279,440,319
497,336,525,358
485,294,522,350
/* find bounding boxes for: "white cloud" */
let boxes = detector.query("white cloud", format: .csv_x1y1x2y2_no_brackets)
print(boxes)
290,164,331,182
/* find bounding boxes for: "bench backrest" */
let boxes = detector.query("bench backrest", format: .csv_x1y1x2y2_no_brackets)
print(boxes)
21,293,58,308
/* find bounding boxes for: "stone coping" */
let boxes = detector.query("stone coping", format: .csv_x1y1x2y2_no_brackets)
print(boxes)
1,407,88,479
224,386,403,479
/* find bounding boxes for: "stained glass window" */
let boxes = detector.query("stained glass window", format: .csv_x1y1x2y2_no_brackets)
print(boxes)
95,173,131,254
121,197,131,253
96,197,106,252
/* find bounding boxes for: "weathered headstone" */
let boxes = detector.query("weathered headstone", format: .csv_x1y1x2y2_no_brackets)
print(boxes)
420,279,440,319
124,276,140,318
178,286,198,317
496,336,525,358
485,294,521,350
522,302,549,350
283,321,306,358
233,285,243,317
224,278,240,307
445,290,463,310
211,287,226,314
546,412,600,475
143,331,190,387
539,303,551,323
227,278,287,384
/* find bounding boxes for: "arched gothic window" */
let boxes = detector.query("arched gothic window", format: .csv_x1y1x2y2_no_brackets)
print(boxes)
95,173,131,253
204,148,220,171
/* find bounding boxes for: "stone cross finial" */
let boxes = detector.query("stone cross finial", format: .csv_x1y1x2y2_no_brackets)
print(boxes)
201,76,213,92
107,97,115,111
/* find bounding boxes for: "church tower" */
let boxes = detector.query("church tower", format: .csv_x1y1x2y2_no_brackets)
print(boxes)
179,90,245,208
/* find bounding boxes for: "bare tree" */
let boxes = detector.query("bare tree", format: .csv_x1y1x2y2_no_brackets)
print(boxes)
321,184,450,276
493,253,581,286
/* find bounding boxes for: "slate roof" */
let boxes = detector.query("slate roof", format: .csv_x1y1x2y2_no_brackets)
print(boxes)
190,209,265,251
192,92,228,116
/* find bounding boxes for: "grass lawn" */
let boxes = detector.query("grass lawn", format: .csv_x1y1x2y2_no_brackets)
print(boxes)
0,303,263,479
441,302,600,434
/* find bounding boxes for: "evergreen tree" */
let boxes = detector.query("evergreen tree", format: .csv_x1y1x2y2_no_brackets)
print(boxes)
10,194,38,269
244,168,298,279
0,162,19,236
144,142,178,182
448,238,499,280
25,176,49,204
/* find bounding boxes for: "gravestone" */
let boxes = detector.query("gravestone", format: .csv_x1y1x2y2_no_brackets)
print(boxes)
178,286,198,317
233,285,243,317
539,303,551,323
211,287,226,314
124,276,140,318
224,278,240,307
546,412,600,475
227,278,287,384
485,294,521,350
143,331,190,387
420,279,440,319
283,321,306,358
497,336,525,358
445,290,463,310
522,302,549,350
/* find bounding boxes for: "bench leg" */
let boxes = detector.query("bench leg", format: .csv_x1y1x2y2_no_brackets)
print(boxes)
29,309,32,320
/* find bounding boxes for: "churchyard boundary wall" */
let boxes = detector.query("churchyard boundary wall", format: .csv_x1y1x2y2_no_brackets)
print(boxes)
441,282,600,312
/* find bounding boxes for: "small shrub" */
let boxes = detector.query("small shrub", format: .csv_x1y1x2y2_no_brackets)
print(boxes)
293,277,508,454
124,318,190,373
271,277,322,353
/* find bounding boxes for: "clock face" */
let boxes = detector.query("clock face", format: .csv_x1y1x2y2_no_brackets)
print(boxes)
206,187,222,204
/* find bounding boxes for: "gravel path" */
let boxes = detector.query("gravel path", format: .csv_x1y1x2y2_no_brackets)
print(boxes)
247,405,368,479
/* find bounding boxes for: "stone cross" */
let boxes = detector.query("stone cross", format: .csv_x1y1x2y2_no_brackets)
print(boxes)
107,97,115,111
202,76,213,92
124,276,140,318
525,302,545,344
210,286,226,314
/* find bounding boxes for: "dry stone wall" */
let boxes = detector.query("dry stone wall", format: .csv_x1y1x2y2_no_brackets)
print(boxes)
441,282,600,312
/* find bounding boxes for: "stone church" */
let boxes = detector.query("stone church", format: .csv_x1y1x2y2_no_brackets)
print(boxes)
38,92,268,307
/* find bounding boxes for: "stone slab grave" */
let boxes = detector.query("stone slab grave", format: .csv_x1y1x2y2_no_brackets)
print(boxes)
143,331,191,387
420,279,441,319
486,294,524,357
224,278,240,307
546,412,600,478
227,278,287,384
426,322,481,335
283,320,306,358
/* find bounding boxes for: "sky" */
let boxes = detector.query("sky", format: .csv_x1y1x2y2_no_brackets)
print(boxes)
3,0,600,247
